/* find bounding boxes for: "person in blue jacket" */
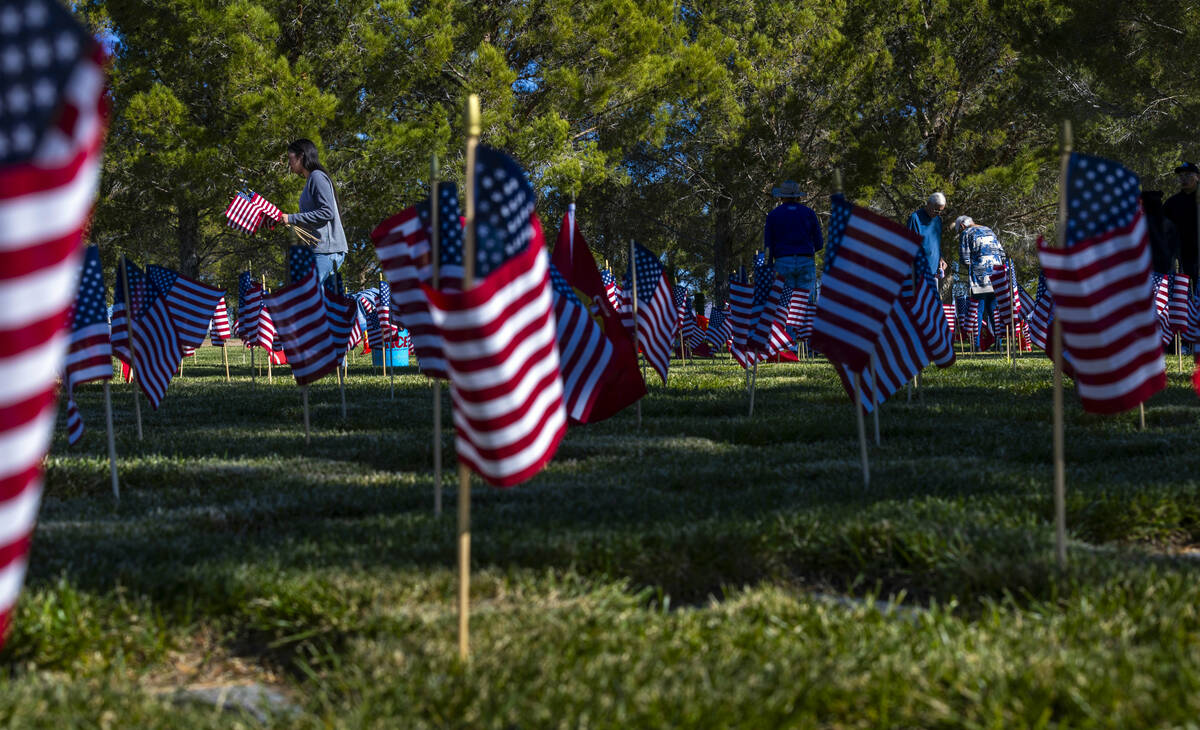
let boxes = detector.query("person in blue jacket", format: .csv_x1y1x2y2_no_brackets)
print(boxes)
281,139,348,287
907,192,947,283
764,180,823,290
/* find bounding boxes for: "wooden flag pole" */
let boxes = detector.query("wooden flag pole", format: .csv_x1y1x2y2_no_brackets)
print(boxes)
853,372,870,488
834,168,869,485
748,361,757,417
871,354,880,445
301,384,311,444
222,340,230,382
431,152,444,516
118,255,143,440
1177,333,1183,373
337,361,347,420
102,382,119,500
1052,120,1071,569
630,239,644,429
262,275,273,384
458,93,481,662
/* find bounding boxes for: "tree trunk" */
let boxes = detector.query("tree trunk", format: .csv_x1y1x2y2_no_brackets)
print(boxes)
177,200,201,278
713,194,733,305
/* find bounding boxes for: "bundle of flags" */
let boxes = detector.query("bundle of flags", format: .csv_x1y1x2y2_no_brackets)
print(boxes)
225,190,283,235
0,0,107,647
1036,152,1164,414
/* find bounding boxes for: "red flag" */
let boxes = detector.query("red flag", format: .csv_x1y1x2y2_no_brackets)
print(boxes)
550,204,645,422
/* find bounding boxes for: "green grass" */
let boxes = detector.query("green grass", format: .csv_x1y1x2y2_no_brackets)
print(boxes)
6,345,1200,727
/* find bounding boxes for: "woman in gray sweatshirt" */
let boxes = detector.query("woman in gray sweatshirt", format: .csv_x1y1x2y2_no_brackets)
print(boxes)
281,139,348,286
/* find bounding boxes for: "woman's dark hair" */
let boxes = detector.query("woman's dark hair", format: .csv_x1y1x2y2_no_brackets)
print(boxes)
287,139,328,177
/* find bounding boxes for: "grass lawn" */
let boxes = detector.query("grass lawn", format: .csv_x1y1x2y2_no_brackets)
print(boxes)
5,344,1200,727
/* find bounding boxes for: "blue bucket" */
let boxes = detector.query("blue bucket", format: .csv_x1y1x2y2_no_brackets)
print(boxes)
371,329,410,367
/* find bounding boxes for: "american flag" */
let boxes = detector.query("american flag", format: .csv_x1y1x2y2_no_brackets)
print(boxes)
0,0,106,645
1037,152,1164,414
422,145,565,487
990,263,1014,327
1153,274,1173,347
705,306,732,350
324,290,357,356
146,265,224,350
811,194,921,370
601,268,621,311
941,303,957,335
224,191,283,235
549,262,614,422
263,267,339,385
727,270,754,352
1016,282,1035,319
832,300,928,413
748,262,792,356
372,203,447,378
965,299,980,338
1169,273,1190,334
289,244,316,284
1185,288,1200,343
1027,273,1054,350
623,242,677,384
110,257,145,362
673,285,702,350
378,280,396,344
903,261,955,368
115,260,181,408
236,271,275,351
64,246,112,445
210,296,231,343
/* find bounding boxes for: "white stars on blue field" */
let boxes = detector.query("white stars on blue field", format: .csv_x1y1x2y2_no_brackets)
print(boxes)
1067,152,1140,247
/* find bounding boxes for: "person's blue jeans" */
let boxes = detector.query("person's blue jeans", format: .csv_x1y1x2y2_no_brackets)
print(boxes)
972,292,997,348
774,254,816,290
315,251,345,289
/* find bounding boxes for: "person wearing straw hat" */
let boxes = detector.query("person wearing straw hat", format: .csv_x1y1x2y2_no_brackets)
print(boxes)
1163,161,1200,281
953,214,1005,340
764,180,822,290
280,139,348,286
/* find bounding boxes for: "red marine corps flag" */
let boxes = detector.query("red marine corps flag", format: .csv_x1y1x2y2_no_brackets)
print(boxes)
550,203,645,421
0,0,107,645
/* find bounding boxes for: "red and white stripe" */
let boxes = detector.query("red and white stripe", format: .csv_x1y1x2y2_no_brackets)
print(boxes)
833,300,928,413
904,274,954,367
552,282,614,422
1169,274,1190,334
1037,212,1165,414
423,235,566,487
325,291,358,356
990,265,1014,326
371,206,448,379
130,296,182,409
941,303,957,335
811,205,921,370
156,270,225,349
1,53,106,663
64,318,111,445
210,296,231,342
262,270,338,385
631,273,677,385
